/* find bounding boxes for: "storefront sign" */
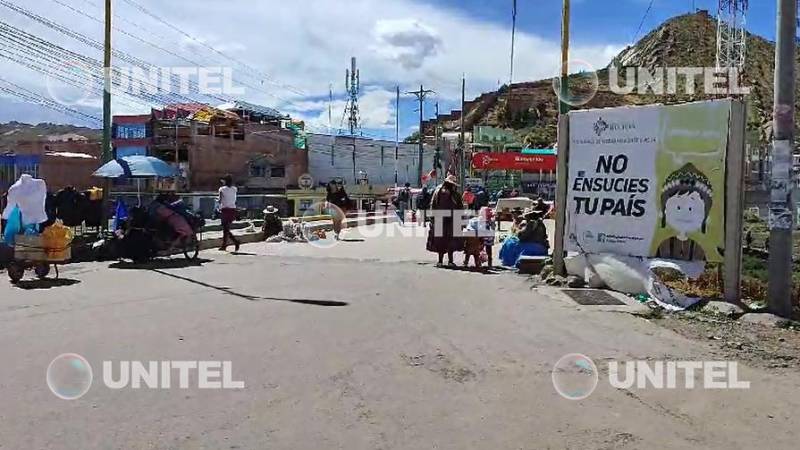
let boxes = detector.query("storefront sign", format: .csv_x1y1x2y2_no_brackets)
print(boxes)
471,152,557,172
566,100,730,262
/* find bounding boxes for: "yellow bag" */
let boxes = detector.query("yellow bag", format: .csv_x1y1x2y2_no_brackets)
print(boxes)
41,220,74,261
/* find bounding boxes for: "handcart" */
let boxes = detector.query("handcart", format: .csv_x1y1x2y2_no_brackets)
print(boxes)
5,235,72,284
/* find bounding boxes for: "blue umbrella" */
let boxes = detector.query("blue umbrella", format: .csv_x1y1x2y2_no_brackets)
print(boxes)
92,156,179,179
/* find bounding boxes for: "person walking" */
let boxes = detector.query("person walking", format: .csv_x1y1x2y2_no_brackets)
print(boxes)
397,182,411,225
416,186,432,227
218,174,241,252
326,181,351,240
427,174,464,267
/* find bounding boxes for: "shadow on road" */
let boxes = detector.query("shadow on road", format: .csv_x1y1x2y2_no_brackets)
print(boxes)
151,269,349,307
108,258,214,270
13,278,81,290
428,264,501,275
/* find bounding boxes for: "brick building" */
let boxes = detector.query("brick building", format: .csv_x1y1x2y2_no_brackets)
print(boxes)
112,103,308,194
1,139,102,192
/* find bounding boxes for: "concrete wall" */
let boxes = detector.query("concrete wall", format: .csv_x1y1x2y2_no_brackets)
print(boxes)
307,134,435,188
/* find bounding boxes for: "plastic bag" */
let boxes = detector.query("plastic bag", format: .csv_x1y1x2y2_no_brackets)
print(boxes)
3,206,21,246
41,220,74,259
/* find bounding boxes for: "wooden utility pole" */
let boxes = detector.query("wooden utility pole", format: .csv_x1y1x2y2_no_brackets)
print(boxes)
509,0,517,98
101,0,112,229
406,85,434,186
768,0,797,317
460,75,466,185
395,85,400,187
559,0,571,115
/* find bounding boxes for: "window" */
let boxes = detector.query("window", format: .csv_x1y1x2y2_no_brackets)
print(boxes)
250,164,267,178
270,166,286,178
116,124,147,139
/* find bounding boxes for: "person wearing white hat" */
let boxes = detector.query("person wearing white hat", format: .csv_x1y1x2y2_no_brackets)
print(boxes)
262,205,282,240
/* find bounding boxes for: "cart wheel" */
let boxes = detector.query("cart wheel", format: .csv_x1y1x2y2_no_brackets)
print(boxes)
7,262,24,283
34,263,51,279
183,237,200,261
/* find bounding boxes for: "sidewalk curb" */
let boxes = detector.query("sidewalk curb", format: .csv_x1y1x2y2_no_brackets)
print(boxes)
198,215,398,251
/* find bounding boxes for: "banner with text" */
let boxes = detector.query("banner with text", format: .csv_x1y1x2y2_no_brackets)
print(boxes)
566,100,730,262
472,152,557,172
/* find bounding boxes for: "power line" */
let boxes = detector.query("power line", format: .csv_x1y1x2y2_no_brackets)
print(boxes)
119,0,305,96
631,0,656,43
0,75,102,124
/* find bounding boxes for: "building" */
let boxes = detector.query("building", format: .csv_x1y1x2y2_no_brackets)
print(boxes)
307,134,435,189
112,103,308,192
1,138,102,192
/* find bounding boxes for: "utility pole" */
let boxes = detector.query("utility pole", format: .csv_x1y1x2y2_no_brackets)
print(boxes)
460,75,466,185
559,0,571,115
101,0,112,229
329,84,334,166
395,85,399,187
768,0,797,317
406,85,435,186
434,102,441,180
509,0,517,97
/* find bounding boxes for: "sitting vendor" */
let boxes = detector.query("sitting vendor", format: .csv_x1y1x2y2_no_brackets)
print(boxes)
262,206,283,240
499,208,549,267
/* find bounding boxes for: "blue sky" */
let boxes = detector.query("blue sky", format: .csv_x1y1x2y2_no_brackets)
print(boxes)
0,0,782,140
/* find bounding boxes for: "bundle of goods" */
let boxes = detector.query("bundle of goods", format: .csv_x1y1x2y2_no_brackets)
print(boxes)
114,194,204,261
1,175,73,282
52,186,104,228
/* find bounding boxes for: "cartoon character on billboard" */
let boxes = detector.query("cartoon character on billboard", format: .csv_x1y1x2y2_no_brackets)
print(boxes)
655,163,713,261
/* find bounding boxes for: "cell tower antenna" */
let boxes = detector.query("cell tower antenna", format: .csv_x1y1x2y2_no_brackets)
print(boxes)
344,57,361,135
716,0,749,69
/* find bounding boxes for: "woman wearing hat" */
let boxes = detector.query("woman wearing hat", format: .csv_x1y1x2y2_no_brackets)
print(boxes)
262,205,282,240
326,181,351,240
218,174,241,252
427,174,464,267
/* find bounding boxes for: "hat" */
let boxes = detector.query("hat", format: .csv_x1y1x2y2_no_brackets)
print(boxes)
263,205,279,214
443,174,459,186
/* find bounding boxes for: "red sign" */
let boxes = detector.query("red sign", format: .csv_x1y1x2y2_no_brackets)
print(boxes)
471,152,556,172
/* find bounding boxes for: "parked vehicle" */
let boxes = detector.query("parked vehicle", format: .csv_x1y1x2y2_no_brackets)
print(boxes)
493,197,535,223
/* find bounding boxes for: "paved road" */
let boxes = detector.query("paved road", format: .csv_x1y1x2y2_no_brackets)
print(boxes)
0,223,798,449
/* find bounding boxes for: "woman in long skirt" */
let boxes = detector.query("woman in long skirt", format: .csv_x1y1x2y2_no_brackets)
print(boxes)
427,175,464,267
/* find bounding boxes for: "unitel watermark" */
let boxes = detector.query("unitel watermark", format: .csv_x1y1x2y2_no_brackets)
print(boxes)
551,60,751,107
552,353,750,401
46,353,245,400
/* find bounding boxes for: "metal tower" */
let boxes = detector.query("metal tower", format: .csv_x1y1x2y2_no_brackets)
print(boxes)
344,57,360,135
716,0,749,69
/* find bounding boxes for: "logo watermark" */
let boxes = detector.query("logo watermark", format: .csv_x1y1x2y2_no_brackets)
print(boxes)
552,354,750,400
46,353,245,400
551,61,752,107
45,63,245,106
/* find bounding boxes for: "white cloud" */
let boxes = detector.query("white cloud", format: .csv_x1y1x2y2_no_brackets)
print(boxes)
0,0,624,128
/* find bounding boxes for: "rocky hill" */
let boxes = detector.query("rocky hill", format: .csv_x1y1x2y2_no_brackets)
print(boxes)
431,10,787,149
0,121,101,149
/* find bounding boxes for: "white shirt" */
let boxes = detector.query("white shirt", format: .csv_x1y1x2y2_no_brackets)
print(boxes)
2,174,48,225
218,186,238,209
